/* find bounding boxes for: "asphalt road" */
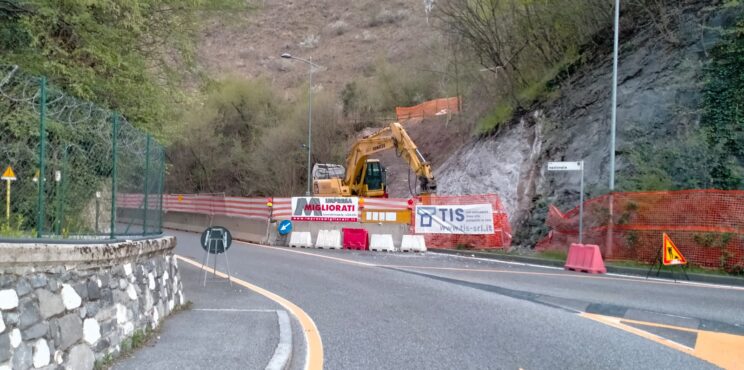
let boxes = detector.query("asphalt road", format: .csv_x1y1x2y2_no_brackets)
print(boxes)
169,229,744,370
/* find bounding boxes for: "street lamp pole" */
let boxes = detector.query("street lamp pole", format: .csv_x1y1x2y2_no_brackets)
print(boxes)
281,53,323,196
607,0,621,258
609,0,620,191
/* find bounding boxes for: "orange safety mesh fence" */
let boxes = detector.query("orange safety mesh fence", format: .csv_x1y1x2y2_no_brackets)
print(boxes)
414,194,512,249
536,190,744,271
395,97,460,122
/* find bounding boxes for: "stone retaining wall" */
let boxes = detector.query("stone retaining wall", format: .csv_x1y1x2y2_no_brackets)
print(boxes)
0,237,182,370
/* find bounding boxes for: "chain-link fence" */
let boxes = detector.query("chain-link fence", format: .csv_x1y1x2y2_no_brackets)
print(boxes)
0,65,164,240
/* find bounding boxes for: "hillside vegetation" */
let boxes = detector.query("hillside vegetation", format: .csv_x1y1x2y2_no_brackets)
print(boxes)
2,0,742,203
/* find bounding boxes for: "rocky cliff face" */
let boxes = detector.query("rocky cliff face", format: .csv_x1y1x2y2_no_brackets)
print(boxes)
435,2,742,245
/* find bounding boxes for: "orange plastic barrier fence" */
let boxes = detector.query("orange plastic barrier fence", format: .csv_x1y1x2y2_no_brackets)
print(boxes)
414,194,512,249
395,97,460,122
536,190,744,271
156,194,270,220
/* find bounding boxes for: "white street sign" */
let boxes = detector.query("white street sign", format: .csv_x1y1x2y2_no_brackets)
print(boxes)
548,161,582,171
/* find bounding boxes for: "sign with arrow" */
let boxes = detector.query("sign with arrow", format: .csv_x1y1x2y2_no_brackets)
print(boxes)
278,220,293,236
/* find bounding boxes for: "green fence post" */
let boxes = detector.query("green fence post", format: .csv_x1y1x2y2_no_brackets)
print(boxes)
110,113,119,239
158,148,165,234
143,135,151,236
36,77,47,238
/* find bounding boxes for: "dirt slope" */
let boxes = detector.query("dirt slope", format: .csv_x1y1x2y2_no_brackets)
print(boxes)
199,0,436,95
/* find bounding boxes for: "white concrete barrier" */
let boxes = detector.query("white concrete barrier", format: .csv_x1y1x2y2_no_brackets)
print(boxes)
289,232,312,248
400,235,427,252
369,234,395,252
315,230,342,250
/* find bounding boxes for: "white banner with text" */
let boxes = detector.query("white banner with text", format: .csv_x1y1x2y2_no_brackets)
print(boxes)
291,197,359,222
414,204,494,234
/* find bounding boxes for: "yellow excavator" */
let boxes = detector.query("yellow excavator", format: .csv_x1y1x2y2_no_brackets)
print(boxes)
312,122,437,197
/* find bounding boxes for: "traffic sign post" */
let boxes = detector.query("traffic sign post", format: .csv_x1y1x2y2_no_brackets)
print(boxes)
200,226,233,286
2,166,17,223
548,161,585,243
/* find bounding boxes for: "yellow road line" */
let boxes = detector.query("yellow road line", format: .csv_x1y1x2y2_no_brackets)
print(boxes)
695,331,744,370
580,312,744,369
176,255,324,370
580,313,695,353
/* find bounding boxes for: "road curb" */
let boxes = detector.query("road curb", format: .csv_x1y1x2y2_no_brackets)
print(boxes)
430,249,744,287
266,310,293,370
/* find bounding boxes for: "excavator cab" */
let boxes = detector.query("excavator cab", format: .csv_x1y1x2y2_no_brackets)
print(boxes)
352,159,386,197
363,160,386,195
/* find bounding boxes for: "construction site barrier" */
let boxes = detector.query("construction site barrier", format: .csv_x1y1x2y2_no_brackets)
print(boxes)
315,230,342,250
370,234,396,252
536,190,744,271
343,228,368,250
141,194,273,220
415,194,512,249
123,193,511,252
289,232,312,248
401,235,427,252
396,97,460,122
564,244,606,274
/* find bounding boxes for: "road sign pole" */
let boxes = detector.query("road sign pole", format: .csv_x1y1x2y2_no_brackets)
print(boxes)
547,161,585,244
5,179,9,222
579,161,584,244
95,196,100,234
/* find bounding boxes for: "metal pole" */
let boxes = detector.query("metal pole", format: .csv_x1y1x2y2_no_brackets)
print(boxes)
143,135,151,236
579,161,585,244
110,113,119,239
606,0,621,259
54,171,60,235
158,148,165,234
306,66,313,196
95,197,100,234
5,180,9,223
609,0,620,191
36,77,47,238
58,149,69,235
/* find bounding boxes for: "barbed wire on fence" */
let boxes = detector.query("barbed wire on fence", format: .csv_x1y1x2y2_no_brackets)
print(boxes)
0,64,164,239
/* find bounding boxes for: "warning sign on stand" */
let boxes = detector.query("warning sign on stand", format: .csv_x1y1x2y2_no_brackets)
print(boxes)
662,233,687,266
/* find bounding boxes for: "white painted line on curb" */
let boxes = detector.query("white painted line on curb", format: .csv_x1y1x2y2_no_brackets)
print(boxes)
176,255,323,370
266,310,293,370
429,252,565,271
192,308,279,313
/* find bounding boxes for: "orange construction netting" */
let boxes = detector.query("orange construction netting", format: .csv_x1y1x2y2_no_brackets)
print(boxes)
414,194,512,249
395,97,460,122
536,190,744,271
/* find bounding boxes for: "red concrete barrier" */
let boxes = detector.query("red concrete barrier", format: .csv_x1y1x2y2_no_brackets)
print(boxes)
564,244,606,274
342,228,369,250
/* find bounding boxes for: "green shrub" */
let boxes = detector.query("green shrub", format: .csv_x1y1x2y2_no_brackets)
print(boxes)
477,103,514,134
